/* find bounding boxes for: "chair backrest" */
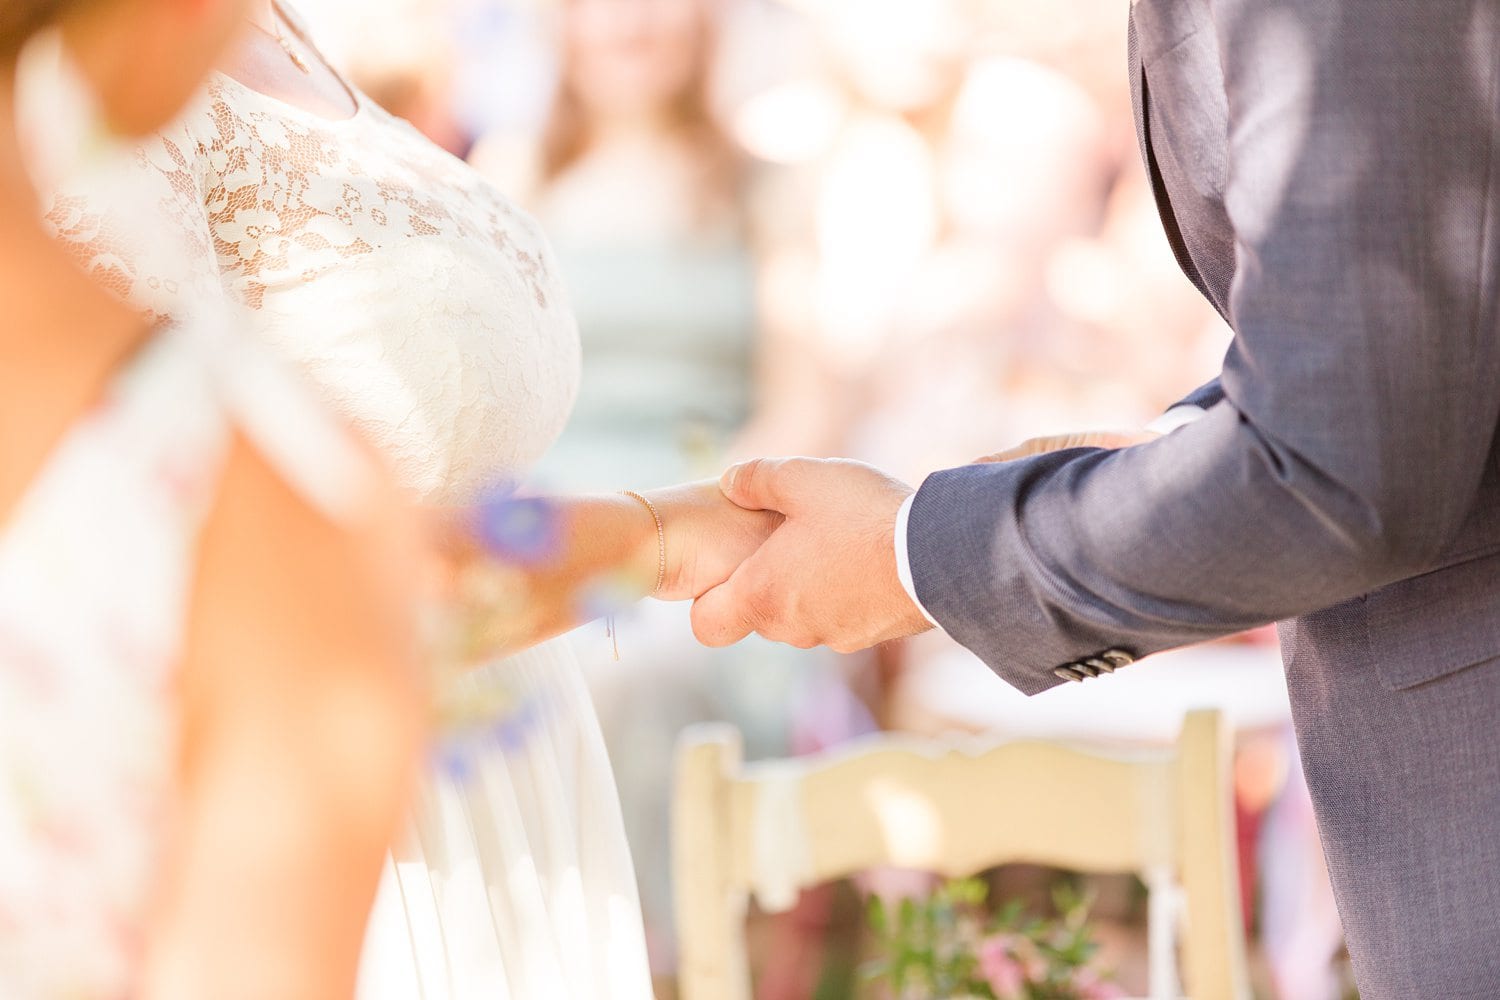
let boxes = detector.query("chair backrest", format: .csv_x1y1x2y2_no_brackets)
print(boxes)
673,709,1249,1000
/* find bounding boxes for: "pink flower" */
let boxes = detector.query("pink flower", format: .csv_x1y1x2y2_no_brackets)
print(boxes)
979,935,1026,999
1074,968,1125,1000
1014,938,1048,982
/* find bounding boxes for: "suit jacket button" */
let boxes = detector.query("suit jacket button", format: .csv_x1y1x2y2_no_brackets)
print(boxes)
1053,665,1085,683
1082,656,1114,675
1101,648,1136,669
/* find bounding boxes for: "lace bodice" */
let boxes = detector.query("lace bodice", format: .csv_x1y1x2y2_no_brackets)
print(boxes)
62,74,580,504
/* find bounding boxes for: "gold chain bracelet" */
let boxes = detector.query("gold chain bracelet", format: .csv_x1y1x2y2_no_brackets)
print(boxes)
621,490,666,596
609,491,666,661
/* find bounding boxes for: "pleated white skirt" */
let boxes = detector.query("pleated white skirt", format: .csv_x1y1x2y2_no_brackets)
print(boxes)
358,638,655,1000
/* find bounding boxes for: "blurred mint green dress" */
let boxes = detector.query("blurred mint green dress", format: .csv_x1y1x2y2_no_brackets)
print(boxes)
531,233,852,969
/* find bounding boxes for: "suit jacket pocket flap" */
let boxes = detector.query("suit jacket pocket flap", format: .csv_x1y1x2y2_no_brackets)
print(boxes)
1368,546,1500,691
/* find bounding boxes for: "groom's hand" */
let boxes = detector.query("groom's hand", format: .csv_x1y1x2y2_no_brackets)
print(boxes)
645,481,783,602
691,458,934,653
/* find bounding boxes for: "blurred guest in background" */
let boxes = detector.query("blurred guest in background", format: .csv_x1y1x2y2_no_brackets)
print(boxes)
847,55,1131,482
478,0,842,487
0,1,424,997
336,0,473,157
489,0,755,490
473,0,869,980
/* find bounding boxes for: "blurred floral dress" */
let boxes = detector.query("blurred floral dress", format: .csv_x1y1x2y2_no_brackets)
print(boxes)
51,61,655,998
0,326,366,998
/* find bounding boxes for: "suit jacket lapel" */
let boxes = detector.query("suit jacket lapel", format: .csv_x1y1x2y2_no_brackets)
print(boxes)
1128,10,1219,313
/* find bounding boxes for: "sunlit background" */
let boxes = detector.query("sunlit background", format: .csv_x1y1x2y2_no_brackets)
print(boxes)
286,1,1348,996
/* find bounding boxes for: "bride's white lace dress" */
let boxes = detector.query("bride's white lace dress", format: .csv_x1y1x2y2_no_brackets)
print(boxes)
54,67,656,999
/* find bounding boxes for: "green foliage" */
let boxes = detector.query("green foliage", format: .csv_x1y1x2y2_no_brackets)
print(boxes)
863,878,1122,1000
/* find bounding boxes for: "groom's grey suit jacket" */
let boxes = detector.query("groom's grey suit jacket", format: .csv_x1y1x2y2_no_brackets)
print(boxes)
907,2,1500,995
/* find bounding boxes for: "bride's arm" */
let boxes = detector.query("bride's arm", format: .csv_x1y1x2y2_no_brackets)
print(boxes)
438,481,781,660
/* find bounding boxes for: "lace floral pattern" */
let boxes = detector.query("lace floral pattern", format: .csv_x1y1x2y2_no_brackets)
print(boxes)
58,75,580,504
41,136,223,326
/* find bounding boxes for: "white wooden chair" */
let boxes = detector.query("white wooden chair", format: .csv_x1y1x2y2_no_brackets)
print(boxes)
672,709,1249,1000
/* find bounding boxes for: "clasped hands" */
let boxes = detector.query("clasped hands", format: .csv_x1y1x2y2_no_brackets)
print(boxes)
667,428,1159,655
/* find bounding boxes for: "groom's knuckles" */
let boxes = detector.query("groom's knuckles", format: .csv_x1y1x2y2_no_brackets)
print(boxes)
784,633,819,650
692,544,830,648
690,593,748,646
828,634,862,655
820,613,859,654
734,574,803,643
766,589,828,649
692,572,766,646
742,577,784,631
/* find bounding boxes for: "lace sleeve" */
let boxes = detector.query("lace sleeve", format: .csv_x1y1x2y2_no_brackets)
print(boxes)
42,106,225,326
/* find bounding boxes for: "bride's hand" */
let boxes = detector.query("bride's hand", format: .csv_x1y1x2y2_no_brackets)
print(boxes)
972,428,1160,464
641,480,783,602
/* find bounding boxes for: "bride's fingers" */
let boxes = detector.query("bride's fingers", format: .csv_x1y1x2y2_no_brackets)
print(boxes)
972,440,1048,464
973,430,1157,465
973,433,1088,464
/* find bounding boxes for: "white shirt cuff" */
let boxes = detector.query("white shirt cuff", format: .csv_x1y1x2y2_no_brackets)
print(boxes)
1146,404,1208,435
895,493,941,628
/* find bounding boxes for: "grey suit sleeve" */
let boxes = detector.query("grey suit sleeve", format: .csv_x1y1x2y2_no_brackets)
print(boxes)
907,2,1500,694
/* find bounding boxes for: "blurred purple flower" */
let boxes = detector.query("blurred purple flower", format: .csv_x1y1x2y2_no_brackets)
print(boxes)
473,486,561,566
433,696,547,784
489,698,540,753
978,934,1026,999
434,743,473,784
575,573,641,622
